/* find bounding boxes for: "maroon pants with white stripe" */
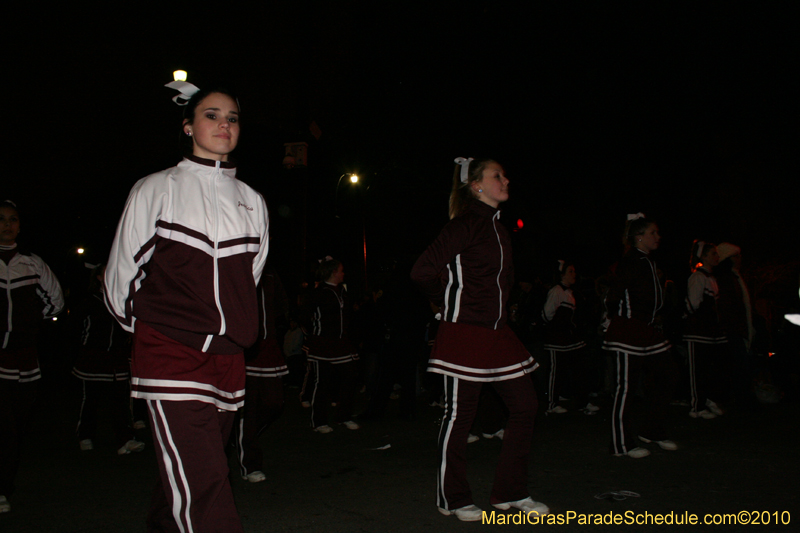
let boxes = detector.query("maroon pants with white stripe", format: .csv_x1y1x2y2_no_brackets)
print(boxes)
146,400,242,533
610,351,676,455
437,375,537,511
235,376,284,476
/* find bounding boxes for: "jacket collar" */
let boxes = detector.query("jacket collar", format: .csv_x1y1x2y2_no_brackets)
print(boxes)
186,154,236,169
469,199,501,219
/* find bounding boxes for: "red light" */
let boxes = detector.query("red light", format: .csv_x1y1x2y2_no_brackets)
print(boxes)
517,219,524,229
768,352,775,357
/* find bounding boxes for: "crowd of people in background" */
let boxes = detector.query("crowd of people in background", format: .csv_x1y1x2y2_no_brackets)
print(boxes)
1,85,797,530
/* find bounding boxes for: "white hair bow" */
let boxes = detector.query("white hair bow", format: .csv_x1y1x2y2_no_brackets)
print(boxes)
627,212,645,221
165,80,201,106
454,157,474,183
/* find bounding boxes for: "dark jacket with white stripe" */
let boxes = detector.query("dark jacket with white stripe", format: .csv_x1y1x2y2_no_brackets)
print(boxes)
411,200,513,330
104,156,269,355
603,247,670,356
302,282,357,363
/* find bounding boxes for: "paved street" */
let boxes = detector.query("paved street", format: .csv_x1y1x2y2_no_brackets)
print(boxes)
3,367,798,533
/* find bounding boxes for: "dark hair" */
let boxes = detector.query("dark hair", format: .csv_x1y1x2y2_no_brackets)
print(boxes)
88,263,106,293
552,259,574,285
622,215,655,248
183,86,240,124
316,257,342,282
449,158,498,219
689,240,716,271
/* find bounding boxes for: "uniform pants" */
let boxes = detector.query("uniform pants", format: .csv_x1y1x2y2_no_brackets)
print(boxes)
146,400,242,533
610,351,676,455
309,359,357,428
437,375,537,511
235,376,283,477
0,380,37,498
547,347,591,410
687,341,725,412
77,379,133,447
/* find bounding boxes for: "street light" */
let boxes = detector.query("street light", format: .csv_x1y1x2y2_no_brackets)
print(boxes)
173,70,187,82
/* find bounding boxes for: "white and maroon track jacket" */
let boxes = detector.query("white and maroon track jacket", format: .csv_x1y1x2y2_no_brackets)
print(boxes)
1,246,64,382
105,155,269,355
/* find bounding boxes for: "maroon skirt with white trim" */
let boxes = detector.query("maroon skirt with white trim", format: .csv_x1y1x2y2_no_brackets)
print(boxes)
427,321,538,382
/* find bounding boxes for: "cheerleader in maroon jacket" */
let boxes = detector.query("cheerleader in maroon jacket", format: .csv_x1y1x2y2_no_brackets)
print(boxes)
73,264,144,455
542,260,597,414
603,213,677,458
411,157,547,522
684,241,727,419
302,258,360,433
235,265,288,483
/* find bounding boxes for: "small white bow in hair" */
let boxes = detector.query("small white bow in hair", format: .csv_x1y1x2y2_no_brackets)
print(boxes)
454,157,474,183
165,80,201,106
627,212,645,221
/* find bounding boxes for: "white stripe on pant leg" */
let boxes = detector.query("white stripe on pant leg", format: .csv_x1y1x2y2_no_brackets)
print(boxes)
310,360,320,428
548,350,557,410
437,376,459,510
237,416,246,476
688,342,698,412
77,380,88,435
149,400,194,533
611,352,629,453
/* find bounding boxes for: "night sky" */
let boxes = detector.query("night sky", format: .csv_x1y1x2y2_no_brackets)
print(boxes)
7,3,797,298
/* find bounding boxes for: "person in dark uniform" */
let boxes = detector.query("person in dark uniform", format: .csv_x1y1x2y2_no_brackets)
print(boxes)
411,157,547,521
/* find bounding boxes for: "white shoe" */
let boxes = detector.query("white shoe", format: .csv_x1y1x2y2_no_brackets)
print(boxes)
482,429,504,440
547,406,568,414
0,495,9,513
706,399,724,416
583,403,600,412
118,440,145,455
243,471,266,483
639,436,678,451
133,420,146,430
314,425,333,434
614,447,650,459
439,504,483,521
689,409,717,419
467,433,480,444
342,420,360,430
493,497,549,515
79,439,93,451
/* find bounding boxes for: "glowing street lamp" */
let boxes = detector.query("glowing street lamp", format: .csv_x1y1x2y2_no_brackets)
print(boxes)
173,70,187,82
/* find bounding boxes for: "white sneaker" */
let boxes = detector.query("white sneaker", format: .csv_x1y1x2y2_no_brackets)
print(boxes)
482,429,504,440
547,406,568,414
0,495,9,513
583,403,600,412
79,439,93,451
242,471,266,483
342,420,360,430
689,409,717,419
314,425,334,434
493,497,549,515
467,433,480,444
614,447,650,459
133,420,146,430
639,436,678,451
118,440,145,455
439,504,483,521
